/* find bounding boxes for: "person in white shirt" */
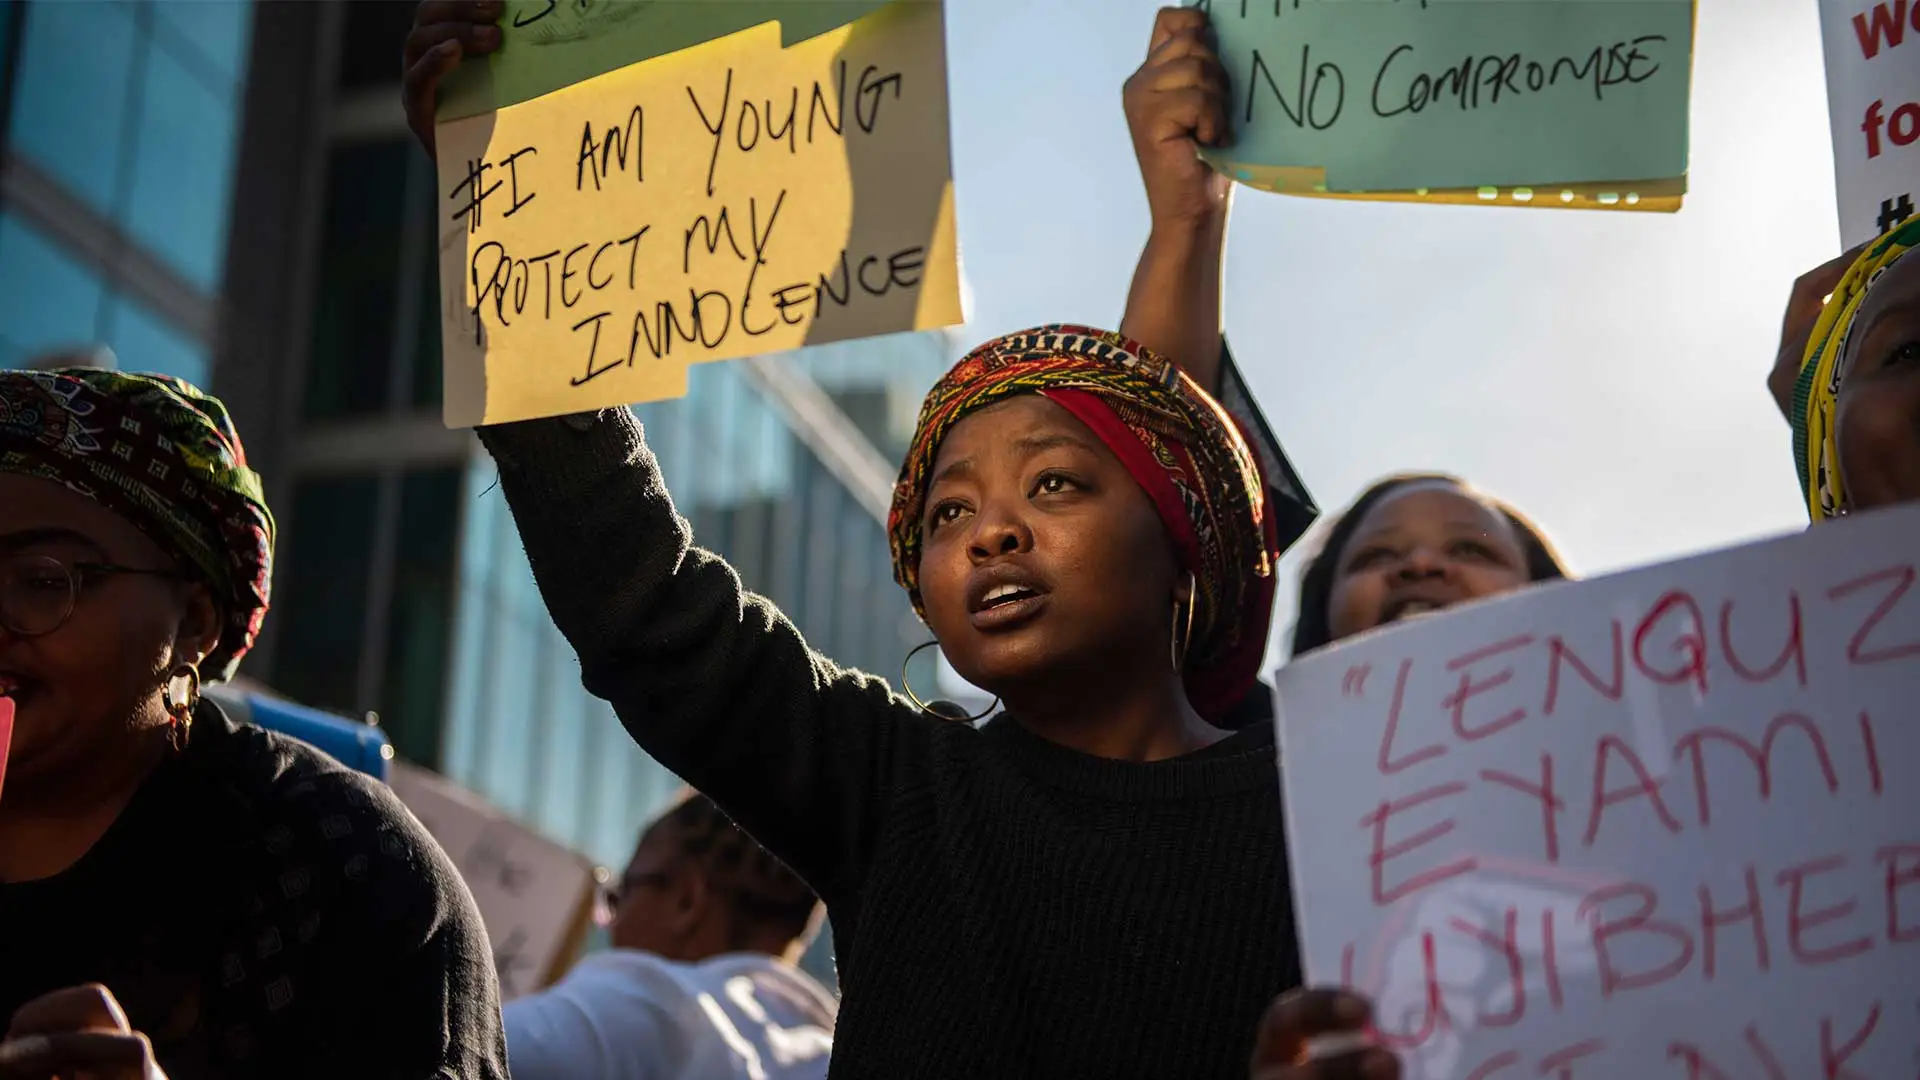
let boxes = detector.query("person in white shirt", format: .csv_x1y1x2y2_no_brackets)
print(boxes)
503,792,835,1080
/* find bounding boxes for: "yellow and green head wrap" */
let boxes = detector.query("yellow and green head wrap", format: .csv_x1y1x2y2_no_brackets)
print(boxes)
1793,218,1920,522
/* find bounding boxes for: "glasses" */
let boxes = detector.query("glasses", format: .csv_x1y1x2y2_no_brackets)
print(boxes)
0,553,177,637
594,869,671,925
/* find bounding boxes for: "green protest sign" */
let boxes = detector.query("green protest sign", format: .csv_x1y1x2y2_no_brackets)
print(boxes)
1195,0,1695,193
437,0,902,121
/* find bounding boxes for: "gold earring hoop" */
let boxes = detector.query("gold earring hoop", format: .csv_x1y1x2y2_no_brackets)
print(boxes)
900,640,999,722
1172,571,1197,673
164,662,201,753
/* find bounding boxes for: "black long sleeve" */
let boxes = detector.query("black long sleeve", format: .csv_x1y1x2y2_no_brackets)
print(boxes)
480,407,931,910
0,707,509,1080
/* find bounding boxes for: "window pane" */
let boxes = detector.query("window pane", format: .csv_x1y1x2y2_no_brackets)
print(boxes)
9,2,137,217
337,0,416,90
0,214,106,366
379,467,463,766
123,40,242,291
151,0,253,93
102,292,207,387
411,197,442,408
305,140,411,419
271,475,380,717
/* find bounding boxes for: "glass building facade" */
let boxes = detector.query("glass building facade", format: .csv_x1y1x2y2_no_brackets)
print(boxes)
0,0,254,383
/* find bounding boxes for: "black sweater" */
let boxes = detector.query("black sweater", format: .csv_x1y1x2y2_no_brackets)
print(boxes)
481,409,1302,1079
0,703,508,1079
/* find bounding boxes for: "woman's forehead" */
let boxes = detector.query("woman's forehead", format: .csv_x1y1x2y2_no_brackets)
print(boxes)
0,473,159,558
931,394,1103,470
1354,481,1511,539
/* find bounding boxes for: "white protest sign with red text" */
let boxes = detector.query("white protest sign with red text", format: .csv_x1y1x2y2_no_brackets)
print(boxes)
1275,502,1920,1080
1820,0,1920,245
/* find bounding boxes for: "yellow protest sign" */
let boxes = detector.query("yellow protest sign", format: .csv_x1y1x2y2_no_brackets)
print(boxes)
434,2,959,428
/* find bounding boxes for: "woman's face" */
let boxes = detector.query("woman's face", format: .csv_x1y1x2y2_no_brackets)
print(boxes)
916,395,1183,699
1325,481,1531,645
0,474,218,793
1835,254,1920,515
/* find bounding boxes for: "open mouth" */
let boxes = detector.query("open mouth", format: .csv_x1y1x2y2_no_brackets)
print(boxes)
1381,598,1450,625
979,583,1040,610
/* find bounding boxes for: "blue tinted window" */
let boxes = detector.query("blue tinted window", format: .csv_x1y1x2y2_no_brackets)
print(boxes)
151,0,253,92
0,214,106,365
102,292,207,386
9,2,138,217
124,38,240,290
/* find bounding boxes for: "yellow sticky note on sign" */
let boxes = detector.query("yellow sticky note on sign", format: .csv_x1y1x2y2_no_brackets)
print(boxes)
434,2,960,428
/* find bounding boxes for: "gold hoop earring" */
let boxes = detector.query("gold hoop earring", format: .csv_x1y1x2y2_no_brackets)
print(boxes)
900,640,999,722
164,662,201,753
1171,571,1197,673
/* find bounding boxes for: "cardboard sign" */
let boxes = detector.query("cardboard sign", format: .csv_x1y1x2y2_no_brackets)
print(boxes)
1196,0,1694,212
0,696,12,802
1274,503,1920,1079
387,761,600,1001
433,2,961,427
438,0,905,121
1819,0,1920,246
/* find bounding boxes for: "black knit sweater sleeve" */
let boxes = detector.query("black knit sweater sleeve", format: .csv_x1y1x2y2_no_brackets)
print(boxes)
478,408,926,903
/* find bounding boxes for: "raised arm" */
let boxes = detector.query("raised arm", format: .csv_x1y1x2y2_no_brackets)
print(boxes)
402,5,920,903
1118,8,1320,553
477,410,919,907
1120,6,1233,392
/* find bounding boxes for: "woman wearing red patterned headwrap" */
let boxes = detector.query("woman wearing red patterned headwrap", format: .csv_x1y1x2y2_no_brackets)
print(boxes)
0,367,506,1080
470,320,1298,1080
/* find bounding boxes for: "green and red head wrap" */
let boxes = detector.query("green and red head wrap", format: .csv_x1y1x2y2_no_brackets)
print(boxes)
0,368,275,682
886,325,1278,721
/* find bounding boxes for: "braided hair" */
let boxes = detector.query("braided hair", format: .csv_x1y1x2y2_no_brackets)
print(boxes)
651,792,821,945
1289,473,1570,658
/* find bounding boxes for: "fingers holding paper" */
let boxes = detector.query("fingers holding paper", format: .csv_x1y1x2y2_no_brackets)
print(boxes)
1250,989,1400,1080
1125,6,1234,230
403,0,505,157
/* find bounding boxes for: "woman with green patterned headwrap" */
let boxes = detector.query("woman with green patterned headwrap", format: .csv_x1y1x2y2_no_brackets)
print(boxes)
0,367,507,1080
1785,218,1920,522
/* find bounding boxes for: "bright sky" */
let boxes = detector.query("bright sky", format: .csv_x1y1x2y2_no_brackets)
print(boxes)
936,0,1843,668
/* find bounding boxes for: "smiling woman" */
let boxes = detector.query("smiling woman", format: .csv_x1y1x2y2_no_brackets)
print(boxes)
0,368,506,1080
1289,473,1571,658
475,325,1301,1080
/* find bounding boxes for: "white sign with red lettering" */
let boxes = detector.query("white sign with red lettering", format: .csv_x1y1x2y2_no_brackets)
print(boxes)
1274,503,1920,1080
1821,0,1920,245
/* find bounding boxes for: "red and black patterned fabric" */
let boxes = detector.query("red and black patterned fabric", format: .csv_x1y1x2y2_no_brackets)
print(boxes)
886,325,1277,721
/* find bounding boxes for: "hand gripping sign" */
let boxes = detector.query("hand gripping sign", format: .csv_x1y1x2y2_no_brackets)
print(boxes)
1274,502,1920,1080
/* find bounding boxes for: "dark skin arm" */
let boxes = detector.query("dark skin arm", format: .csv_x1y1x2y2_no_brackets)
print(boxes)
1119,6,1234,392
1249,989,1399,1080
